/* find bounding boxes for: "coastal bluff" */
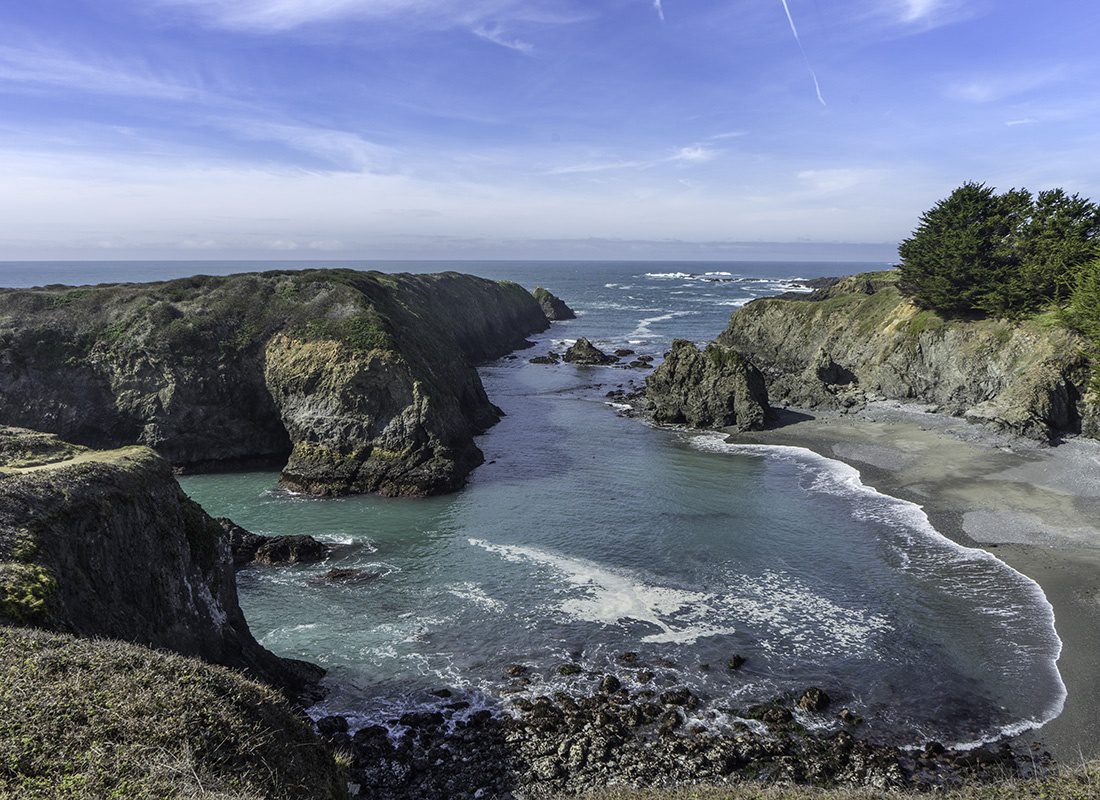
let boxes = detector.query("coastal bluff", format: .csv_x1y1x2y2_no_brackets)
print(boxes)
0,426,320,698
0,269,550,497
648,270,1098,442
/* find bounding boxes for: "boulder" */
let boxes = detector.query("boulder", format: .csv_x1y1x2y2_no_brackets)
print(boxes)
563,338,617,365
217,518,329,567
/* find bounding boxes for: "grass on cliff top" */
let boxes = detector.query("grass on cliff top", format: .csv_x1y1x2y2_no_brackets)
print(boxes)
0,626,347,800
572,762,1100,800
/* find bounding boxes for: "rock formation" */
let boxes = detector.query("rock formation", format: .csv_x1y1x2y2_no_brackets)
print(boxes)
218,517,329,567
563,337,616,365
718,271,1096,441
644,340,768,431
0,427,320,698
533,287,577,320
0,269,551,496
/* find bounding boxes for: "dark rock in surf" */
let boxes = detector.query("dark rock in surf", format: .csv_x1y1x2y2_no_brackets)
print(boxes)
219,518,329,567
563,338,617,365
797,687,831,713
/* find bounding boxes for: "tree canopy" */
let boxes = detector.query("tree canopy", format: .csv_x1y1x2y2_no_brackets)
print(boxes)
898,182,1100,317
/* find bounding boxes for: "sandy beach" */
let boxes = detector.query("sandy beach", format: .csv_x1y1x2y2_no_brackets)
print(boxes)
727,404,1100,762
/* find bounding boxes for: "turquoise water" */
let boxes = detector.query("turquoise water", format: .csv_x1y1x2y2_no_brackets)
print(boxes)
150,260,1062,748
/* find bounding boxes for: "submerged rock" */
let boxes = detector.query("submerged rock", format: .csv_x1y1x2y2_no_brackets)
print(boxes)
563,338,617,365
644,339,769,431
532,287,577,321
310,567,384,585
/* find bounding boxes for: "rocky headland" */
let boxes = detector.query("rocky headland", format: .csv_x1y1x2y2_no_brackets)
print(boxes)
0,269,551,497
0,426,347,797
0,426,320,697
645,270,1098,442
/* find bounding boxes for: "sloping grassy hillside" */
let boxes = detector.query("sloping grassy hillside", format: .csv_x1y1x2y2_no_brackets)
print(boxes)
0,626,347,800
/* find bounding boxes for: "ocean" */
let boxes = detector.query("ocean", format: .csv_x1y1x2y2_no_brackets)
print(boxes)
2,259,1066,749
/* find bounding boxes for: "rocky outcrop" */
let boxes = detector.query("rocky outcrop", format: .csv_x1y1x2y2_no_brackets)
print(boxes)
218,517,329,568
0,269,550,496
718,272,1096,441
0,427,320,698
564,337,616,365
644,340,768,431
533,287,577,321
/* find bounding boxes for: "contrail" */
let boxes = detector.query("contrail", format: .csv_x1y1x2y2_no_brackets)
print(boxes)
653,0,665,21
777,0,826,106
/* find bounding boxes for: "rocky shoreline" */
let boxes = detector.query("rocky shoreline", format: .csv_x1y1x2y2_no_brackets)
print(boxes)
317,656,1046,799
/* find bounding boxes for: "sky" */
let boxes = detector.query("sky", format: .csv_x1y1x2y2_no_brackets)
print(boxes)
1,0,1099,261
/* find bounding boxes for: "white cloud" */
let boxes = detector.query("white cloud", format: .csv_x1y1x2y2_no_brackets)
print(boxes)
671,145,714,163
471,24,533,54
899,0,941,23
1005,118,1038,127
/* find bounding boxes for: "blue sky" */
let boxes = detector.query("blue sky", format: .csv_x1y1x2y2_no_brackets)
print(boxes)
1,0,1098,260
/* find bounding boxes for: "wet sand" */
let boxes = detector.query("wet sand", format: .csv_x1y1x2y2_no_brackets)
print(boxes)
726,403,1100,762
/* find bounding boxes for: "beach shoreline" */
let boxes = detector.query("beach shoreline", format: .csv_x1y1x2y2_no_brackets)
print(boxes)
725,403,1100,762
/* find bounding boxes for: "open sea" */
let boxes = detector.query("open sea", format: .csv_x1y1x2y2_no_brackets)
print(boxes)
1,260,1066,748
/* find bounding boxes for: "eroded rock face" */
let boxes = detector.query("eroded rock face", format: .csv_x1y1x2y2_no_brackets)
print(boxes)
563,337,616,365
532,287,577,321
0,270,551,496
644,340,769,431
718,272,1094,440
0,427,321,699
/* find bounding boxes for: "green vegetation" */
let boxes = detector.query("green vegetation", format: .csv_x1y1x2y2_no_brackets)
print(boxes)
569,762,1100,799
898,182,1100,318
0,626,347,800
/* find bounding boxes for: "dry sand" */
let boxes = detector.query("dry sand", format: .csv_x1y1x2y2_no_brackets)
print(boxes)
726,403,1100,762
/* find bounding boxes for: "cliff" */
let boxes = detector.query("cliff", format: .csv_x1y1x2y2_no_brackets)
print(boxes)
716,271,1096,441
644,340,769,431
0,427,320,698
0,269,549,496
0,626,346,799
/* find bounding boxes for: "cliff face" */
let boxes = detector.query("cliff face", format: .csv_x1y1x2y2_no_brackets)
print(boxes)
717,272,1096,441
645,340,769,431
0,427,319,697
0,269,549,496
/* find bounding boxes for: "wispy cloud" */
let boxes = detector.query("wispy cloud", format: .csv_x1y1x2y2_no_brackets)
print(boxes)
797,168,886,193
548,143,717,175
472,24,533,54
0,43,206,101
223,121,392,171
653,0,665,22
945,67,1065,103
1005,117,1038,127
777,0,826,107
